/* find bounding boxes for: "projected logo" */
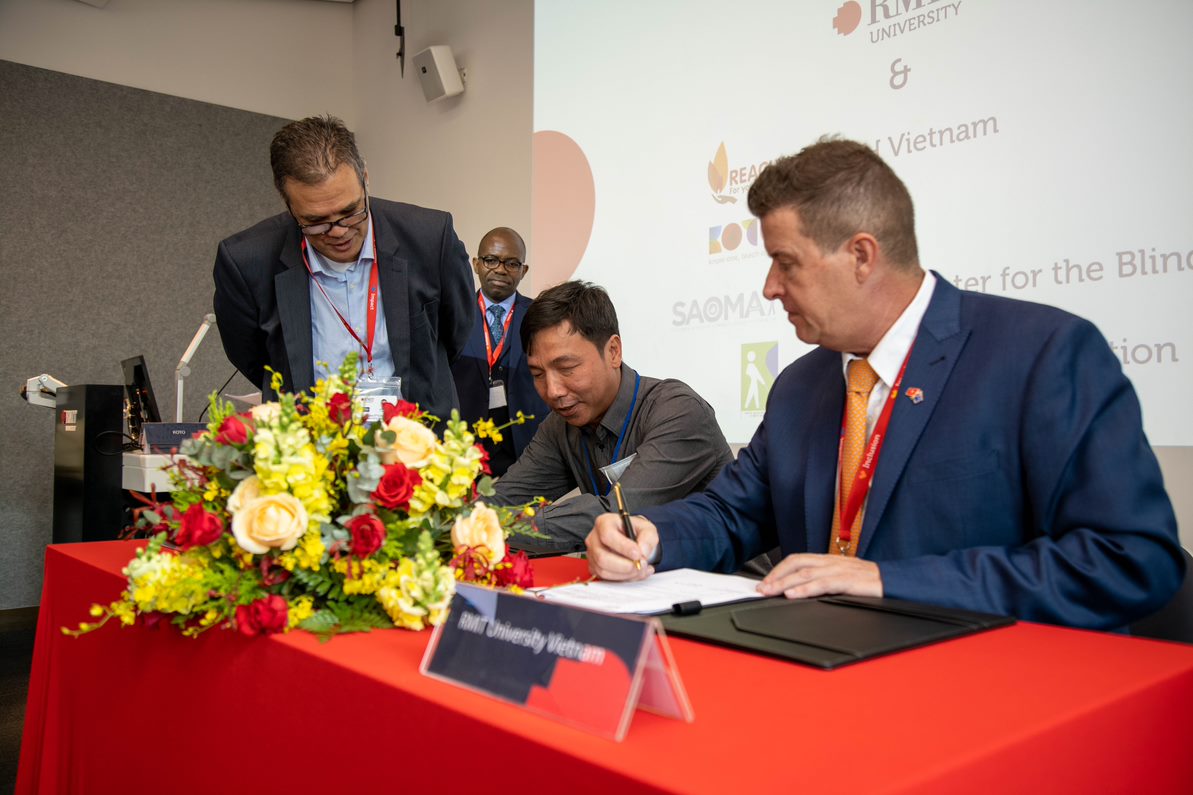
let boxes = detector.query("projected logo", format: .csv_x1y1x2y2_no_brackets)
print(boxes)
709,218,760,255
741,342,778,412
832,0,963,42
706,142,770,206
531,130,596,286
708,142,737,204
833,2,862,35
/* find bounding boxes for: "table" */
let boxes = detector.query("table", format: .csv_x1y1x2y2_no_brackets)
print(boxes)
18,541,1193,794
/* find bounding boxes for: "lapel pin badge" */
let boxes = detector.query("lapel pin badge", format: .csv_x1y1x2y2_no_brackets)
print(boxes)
905,387,924,404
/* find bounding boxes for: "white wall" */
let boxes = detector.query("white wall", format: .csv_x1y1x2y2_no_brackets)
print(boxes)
351,0,534,275
0,0,355,124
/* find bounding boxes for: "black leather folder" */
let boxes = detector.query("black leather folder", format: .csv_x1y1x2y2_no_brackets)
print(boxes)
660,595,1015,670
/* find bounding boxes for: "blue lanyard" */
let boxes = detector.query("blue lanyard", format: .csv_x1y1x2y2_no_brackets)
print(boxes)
581,373,641,496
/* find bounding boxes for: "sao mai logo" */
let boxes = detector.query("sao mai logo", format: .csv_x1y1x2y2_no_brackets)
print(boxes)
708,142,737,204
741,342,778,412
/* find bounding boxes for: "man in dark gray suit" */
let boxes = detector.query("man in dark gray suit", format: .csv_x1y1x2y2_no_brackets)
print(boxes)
213,114,474,419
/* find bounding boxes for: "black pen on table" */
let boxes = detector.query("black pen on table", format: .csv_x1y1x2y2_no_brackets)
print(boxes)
611,481,642,571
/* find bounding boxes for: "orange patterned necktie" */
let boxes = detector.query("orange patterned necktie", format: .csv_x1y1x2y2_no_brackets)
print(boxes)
830,358,880,556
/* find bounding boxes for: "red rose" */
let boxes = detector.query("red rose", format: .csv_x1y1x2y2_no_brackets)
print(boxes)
328,392,353,425
236,594,288,637
258,556,291,586
474,444,491,476
215,414,251,446
175,504,225,549
373,463,422,511
381,399,421,423
139,611,165,630
348,513,387,558
494,550,534,589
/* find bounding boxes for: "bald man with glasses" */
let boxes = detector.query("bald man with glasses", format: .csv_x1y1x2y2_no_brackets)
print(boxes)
450,227,549,476
213,114,474,420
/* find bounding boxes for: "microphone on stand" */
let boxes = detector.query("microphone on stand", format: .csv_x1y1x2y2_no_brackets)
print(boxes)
176,313,216,422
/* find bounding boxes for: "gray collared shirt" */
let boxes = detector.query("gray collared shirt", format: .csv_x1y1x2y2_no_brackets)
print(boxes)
492,363,734,552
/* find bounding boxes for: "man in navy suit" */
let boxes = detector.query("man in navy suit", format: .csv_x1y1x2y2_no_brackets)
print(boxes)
450,227,548,475
587,137,1182,630
213,115,474,421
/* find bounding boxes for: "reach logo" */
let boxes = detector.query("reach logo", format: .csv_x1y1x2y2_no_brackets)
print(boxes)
707,142,770,206
833,0,963,41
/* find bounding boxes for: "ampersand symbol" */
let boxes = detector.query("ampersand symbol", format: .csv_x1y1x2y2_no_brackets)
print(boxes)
889,58,910,90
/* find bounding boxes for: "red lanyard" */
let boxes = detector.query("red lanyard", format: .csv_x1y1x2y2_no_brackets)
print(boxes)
835,344,915,550
301,230,379,371
479,294,515,371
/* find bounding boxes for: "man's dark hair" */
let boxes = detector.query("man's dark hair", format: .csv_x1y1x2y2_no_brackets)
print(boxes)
747,136,919,269
521,281,619,355
269,114,367,200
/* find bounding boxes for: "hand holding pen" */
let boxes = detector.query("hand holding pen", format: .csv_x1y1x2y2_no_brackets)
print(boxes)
586,490,659,581
612,481,641,571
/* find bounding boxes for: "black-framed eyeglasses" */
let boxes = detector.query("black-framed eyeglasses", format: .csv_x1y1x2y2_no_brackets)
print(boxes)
478,255,525,271
297,196,369,237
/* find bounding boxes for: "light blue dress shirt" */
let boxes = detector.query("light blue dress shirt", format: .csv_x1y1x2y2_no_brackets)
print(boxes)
305,216,396,383
480,292,517,345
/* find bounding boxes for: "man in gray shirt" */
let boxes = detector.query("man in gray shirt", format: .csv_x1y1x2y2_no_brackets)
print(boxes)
492,281,733,553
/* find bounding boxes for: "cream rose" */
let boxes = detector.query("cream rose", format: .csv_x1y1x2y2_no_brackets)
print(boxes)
451,502,505,563
250,402,282,424
231,492,308,555
226,475,263,515
376,415,438,468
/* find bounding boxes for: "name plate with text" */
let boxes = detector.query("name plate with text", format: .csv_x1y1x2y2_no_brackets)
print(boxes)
421,583,693,741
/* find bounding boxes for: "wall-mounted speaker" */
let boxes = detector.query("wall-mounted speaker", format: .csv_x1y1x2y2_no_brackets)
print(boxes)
413,46,465,103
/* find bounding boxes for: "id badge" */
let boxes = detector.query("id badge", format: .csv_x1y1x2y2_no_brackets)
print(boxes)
488,379,507,410
356,374,402,424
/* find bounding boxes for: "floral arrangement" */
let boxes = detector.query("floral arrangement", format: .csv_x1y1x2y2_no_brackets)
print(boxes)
66,356,542,639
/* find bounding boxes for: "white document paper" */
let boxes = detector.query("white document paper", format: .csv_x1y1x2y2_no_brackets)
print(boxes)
533,568,765,615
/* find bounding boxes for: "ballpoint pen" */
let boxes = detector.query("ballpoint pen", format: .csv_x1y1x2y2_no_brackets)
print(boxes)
612,481,642,571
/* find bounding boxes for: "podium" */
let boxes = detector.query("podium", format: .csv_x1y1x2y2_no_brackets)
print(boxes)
52,384,125,544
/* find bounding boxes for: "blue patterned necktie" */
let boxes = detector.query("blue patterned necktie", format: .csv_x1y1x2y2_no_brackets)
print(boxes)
488,304,506,346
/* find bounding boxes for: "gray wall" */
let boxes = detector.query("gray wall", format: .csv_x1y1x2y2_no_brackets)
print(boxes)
0,60,288,609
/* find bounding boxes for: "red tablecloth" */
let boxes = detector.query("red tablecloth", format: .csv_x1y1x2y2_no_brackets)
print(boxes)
17,541,1193,794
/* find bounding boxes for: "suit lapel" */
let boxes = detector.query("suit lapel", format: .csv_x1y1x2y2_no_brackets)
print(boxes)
374,214,411,380
509,292,531,368
857,277,969,558
275,229,314,392
464,290,486,359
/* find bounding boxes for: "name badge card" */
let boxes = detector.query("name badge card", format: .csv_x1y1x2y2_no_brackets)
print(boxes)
356,375,402,423
421,583,694,741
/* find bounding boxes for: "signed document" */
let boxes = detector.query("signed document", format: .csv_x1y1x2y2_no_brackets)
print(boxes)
532,569,766,615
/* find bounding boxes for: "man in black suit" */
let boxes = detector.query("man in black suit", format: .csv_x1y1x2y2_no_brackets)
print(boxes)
450,227,548,476
212,114,474,420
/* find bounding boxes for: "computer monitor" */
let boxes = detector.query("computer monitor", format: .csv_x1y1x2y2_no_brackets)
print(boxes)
121,355,161,444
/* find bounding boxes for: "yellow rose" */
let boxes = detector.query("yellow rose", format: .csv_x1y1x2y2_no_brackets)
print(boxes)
451,502,505,563
226,475,263,515
377,416,438,468
231,493,308,555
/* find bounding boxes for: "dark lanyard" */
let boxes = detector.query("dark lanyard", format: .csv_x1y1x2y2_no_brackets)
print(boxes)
479,294,515,372
300,227,380,372
835,344,915,551
581,373,641,496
